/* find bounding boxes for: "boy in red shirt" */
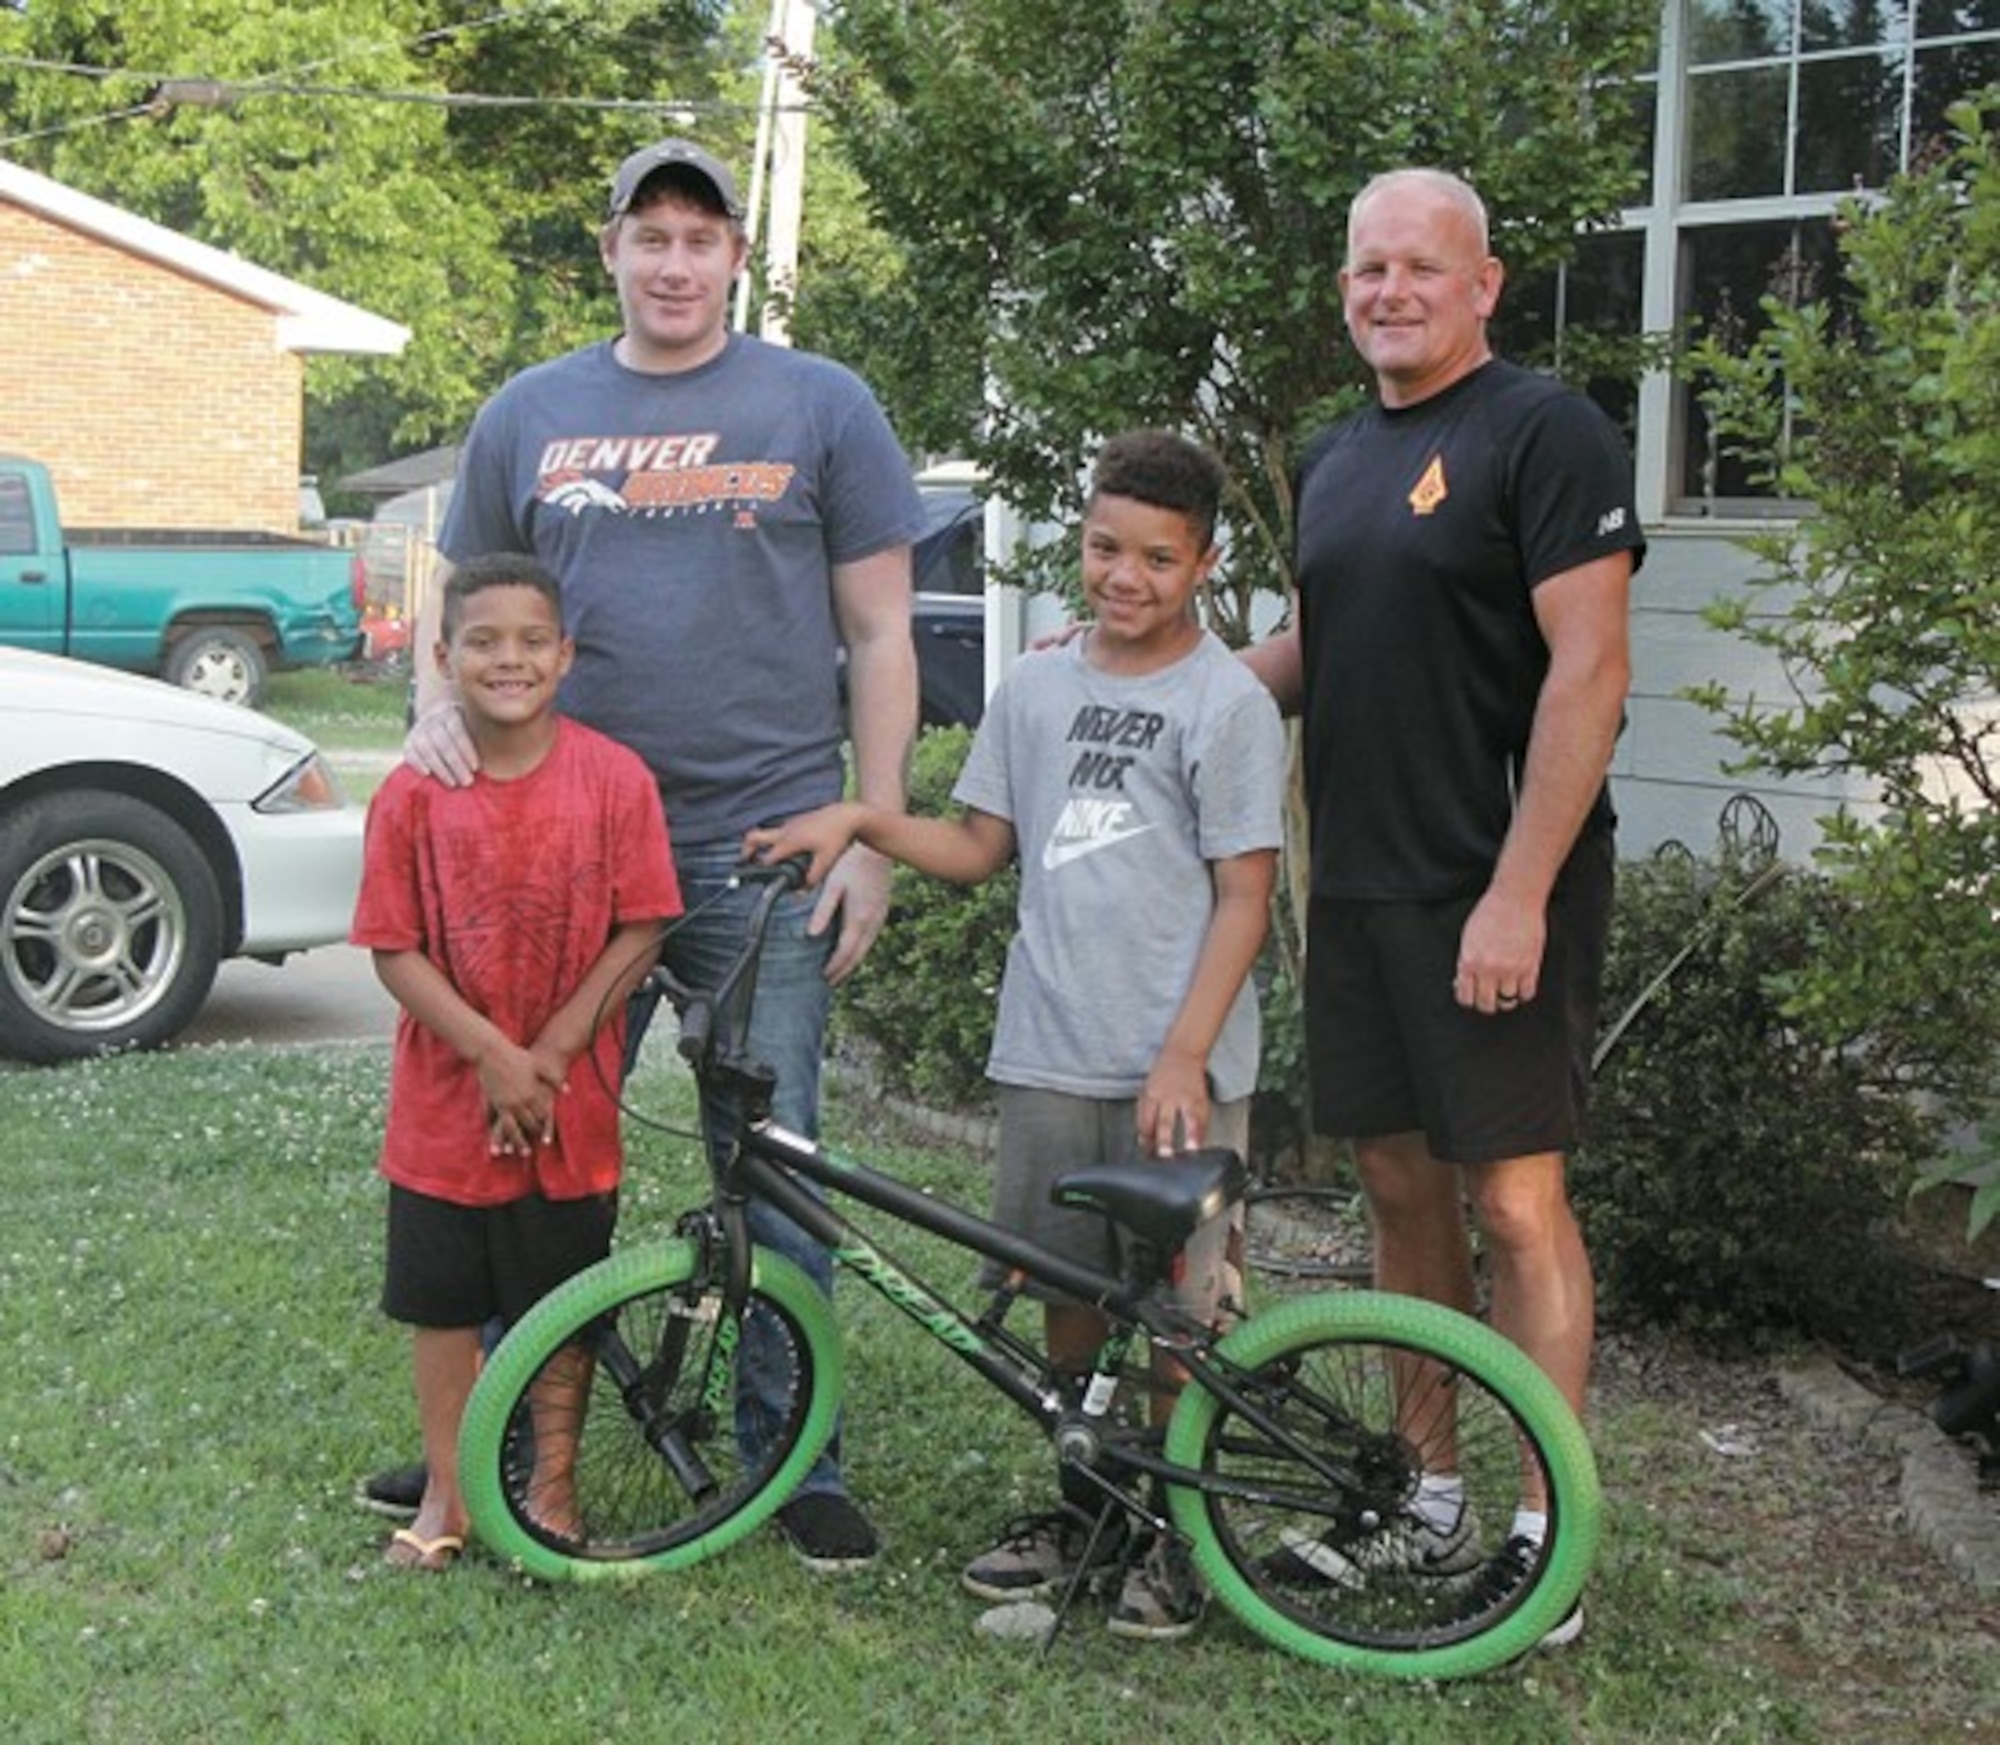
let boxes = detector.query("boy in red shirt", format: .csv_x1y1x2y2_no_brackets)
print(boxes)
352,552,681,1569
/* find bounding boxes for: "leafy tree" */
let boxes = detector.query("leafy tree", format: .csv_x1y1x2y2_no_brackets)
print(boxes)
1689,91,2000,1221
788,0,1655,999
0,0,735,494
794,0,1659,640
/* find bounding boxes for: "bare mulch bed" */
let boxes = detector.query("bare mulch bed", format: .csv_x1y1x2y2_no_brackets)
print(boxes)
1588,1193,1999,1741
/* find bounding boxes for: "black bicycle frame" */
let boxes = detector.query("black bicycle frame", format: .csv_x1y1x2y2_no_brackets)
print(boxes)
728,1114,1151,1428
709,1114,1372,1516
649,867,1377,1513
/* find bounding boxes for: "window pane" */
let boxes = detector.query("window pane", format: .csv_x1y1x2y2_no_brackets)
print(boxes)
1567,230,1649,334
1491,267,1559,359
1795,51,1905,189
1567,232,1648,445
0,473,37,556
1917,0,2000,37
1688,0,1795,64
1687,66,1792,197
1490,233,1646,445
1798,0,1904,52
1625,80,1661,195
1914,38,2000,151
1678,219,1842,501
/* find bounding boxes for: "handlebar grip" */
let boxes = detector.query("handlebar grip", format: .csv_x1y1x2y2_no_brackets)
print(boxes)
677,997,713,1064
737,853,811,893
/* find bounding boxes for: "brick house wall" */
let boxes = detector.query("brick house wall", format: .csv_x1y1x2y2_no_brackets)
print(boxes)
0,203,305,535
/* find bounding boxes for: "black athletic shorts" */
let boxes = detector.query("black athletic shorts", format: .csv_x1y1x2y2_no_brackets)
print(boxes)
381,1184,617,1330
1305,829,1614,1165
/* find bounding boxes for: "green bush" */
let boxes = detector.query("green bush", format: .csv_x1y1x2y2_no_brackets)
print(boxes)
1577,845,1935,1346
1249,945,1313,1177
832,726,1016,1109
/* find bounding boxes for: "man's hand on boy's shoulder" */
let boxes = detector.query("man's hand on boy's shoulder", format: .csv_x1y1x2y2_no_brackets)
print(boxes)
1028,619,1089,654
404,700,480,789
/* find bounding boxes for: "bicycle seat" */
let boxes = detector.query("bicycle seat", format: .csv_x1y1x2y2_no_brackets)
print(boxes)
1050,1148,1247,1251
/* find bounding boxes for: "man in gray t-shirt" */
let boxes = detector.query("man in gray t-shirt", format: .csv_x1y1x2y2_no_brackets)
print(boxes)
391,138,924,1575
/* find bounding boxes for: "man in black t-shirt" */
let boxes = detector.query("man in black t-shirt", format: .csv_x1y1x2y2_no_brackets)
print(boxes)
1243,168,1643,1646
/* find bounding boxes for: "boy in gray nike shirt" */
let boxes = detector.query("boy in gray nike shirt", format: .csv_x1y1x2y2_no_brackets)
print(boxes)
745,430,1286,1641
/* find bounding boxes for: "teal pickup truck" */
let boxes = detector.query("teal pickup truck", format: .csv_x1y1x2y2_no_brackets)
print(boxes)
0,455,364,707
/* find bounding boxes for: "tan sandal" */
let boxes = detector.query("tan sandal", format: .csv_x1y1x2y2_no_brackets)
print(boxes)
384,1527,464,1572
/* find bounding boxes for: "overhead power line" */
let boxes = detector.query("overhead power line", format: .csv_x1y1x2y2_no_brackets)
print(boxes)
0,1,774,148
0,59,789,115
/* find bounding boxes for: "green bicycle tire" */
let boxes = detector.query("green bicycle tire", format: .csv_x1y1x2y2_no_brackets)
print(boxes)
460,1239,841,1582
1164,1290,1601,1679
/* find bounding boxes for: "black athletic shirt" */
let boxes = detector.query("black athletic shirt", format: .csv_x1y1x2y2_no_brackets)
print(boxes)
1295,359,1645,902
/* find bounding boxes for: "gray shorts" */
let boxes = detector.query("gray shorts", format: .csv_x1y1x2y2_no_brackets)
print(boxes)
982,1085,1247,1324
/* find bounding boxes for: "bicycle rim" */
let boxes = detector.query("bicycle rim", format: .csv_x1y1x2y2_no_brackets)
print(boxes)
1242,1185,1373,1296
1165,1292,1600,1679
459,1240,840,1582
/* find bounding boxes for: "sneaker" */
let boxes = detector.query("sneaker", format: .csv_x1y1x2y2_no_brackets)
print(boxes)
960,1508,1127,1602
1540,1601,1585,1651
353,1461,427,1521
1263,1507,1483,1588
1451,1533,1585,1651
1107,1534,1205,1642
775,1491,880,1574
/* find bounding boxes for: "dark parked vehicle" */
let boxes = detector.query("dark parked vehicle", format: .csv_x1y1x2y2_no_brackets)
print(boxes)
910,477,985,729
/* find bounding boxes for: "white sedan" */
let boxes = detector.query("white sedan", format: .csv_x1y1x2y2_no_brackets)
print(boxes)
0,647,363,1063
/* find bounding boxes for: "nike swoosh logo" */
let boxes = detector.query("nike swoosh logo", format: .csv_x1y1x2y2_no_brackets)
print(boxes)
1041,822,1156,871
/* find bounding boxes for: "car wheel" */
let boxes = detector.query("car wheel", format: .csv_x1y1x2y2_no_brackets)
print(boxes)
0,792,225,1063
165,627,269,707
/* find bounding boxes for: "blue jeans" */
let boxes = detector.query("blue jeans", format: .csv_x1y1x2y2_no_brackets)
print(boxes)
658,840,845,1499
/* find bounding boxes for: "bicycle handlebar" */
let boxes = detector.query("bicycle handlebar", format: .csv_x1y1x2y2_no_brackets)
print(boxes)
651,856,809,1071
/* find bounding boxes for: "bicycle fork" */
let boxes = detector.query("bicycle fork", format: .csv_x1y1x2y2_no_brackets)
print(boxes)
582,1284,734,1506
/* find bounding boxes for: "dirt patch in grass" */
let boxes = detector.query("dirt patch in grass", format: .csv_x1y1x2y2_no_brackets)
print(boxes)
1591,1329,1999,1740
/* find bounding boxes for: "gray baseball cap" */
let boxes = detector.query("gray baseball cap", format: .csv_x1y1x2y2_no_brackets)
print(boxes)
606,138,744,221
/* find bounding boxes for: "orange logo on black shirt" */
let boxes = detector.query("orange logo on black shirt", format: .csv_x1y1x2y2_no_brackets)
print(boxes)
1409,455,1448,516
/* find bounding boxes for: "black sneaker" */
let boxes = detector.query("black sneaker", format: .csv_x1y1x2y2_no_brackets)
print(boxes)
775,1492,880,1574
353,1461,426,1520
1452,1533,1584,1651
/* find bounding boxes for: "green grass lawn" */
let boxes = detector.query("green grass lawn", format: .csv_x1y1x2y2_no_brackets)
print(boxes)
4,1043,1995,1743
262,665,409,749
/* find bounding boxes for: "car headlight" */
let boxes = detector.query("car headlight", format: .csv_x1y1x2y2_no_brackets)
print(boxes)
255,751,348,814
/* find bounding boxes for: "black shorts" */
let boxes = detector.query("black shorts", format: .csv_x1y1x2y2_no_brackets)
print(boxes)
1305,830,1613,1165
381,1184,618,1330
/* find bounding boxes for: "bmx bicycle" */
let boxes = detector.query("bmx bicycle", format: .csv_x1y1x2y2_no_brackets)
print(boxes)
458,861,1600,1680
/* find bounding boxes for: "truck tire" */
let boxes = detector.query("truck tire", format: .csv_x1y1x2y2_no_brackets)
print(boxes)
165,626,269,707
0,792,225,1064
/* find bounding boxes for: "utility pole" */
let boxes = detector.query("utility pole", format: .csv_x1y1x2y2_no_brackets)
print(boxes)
735,0,815,345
